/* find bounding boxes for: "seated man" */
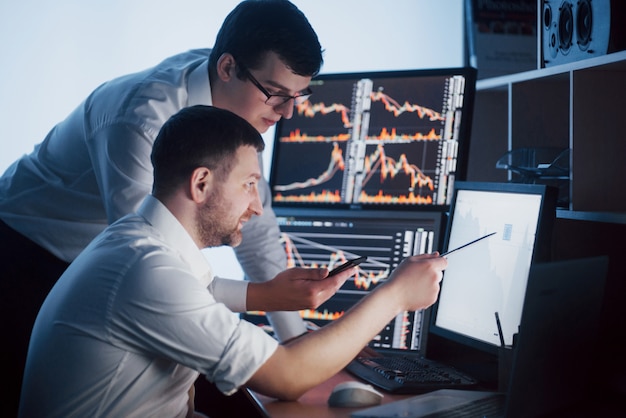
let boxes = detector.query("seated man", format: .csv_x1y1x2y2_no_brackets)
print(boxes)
19,106,446,417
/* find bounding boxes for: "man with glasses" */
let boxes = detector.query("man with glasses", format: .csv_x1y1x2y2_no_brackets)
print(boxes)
0,1,329,415
240,66,313,107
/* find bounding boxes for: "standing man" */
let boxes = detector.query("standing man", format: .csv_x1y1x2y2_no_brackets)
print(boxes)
19,105,447,417
0,1,325,415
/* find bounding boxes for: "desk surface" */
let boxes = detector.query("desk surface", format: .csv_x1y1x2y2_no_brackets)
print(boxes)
254,371,412,418
251,370,626,418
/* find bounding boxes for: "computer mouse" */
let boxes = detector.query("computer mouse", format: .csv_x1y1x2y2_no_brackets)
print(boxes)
327,381,384,408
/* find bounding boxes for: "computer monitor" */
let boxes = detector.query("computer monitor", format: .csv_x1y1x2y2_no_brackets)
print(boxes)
429,181,557,354
269,67,477,209
245,207,444,351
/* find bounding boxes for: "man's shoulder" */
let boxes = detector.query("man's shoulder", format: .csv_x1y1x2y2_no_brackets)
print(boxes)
149,48,212,74
85,48,211,134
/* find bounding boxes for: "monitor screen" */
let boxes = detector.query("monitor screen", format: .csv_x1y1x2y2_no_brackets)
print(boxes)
245,207,443,352
269,67,477,209
429,182,557,354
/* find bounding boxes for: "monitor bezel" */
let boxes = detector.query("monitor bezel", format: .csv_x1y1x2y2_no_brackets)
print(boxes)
268,66,478,212
428,181,558,355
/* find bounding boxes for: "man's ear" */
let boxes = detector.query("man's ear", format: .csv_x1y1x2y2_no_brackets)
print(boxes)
189,167,213,203
216,53,237,82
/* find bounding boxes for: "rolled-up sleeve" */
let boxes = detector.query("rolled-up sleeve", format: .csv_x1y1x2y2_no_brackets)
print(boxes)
209,277,249,313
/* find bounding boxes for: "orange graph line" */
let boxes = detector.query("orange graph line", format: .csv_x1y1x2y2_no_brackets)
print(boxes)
354,270,388,290
296,101,352,128
358,190,434,205
361,143,434,192
280,129,351,143
300,309,344,321
247,309,344,321
369,127,441,141
273,142,345,192
296,90,444,128
273,189,342,203
371,91,444,121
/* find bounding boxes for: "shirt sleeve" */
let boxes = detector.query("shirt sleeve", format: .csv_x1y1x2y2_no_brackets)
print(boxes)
209,277,248,312
87,123,156,224
233,155,307,342
113,256,278,396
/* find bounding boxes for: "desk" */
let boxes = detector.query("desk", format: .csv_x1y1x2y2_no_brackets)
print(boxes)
254,371,412,418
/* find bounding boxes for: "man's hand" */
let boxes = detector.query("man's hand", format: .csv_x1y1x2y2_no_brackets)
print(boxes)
385,253,447,312
246,266,354,312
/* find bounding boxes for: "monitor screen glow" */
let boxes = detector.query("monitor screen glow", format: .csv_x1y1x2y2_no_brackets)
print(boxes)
430,182,557,354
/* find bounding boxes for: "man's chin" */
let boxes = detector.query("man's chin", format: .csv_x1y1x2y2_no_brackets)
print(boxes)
223,233,243,248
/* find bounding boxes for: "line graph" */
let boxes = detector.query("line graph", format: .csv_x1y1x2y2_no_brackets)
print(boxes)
272,139,438,204
243,210,441,349
362,143,434,192
295,101,351,128
271,72,469,206
276,213,437,294
280,231,392,293
370,90,444,121
273,142,345,193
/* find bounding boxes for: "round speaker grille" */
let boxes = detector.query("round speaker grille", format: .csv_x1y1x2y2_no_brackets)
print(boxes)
558,1,574,53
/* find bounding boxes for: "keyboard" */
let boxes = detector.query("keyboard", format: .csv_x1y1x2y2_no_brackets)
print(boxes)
346,355,478,394
425,395,505,417
352,390,505,418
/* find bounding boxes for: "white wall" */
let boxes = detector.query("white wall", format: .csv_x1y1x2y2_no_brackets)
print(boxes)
0,0,464,278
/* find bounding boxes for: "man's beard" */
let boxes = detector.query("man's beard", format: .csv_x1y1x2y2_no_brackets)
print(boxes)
197,191,243,248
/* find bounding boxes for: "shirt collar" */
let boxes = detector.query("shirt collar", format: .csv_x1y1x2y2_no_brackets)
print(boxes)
187,59,213,107
137,195,213,286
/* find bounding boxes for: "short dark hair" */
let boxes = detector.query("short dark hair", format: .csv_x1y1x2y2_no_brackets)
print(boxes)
151,105,265,196
208,0,323,79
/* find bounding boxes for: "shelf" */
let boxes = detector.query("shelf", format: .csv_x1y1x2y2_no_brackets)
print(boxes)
467,49,626,214
557,210,626,225
476,50,626,91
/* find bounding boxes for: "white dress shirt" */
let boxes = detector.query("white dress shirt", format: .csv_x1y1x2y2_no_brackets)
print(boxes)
19,196,279,418
0,49,306,340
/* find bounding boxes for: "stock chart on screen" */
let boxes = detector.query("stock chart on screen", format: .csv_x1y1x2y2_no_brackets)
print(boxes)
270,67,476,209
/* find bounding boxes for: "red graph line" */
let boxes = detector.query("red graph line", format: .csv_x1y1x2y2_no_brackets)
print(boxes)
300,308,344,321
283,234,304,269
296,101,352,128
358,190,434,204
296,90,443,127
369,127,441,141
361,143,434,192
246,309,345,321
370,91,444,121
283,233,349,270
273,189,342,203
354,270,388,290
280,129,351,143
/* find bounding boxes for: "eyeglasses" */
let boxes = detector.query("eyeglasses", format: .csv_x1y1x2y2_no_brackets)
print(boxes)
242,68,312,107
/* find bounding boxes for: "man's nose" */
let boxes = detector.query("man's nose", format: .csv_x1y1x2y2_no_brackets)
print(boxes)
274,99,295,119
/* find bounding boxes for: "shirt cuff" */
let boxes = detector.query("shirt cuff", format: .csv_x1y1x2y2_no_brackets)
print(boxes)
266,311,308,342
210,277,248,312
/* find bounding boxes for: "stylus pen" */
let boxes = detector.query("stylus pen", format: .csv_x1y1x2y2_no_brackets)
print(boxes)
495,311,506,347
440,231,497,257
